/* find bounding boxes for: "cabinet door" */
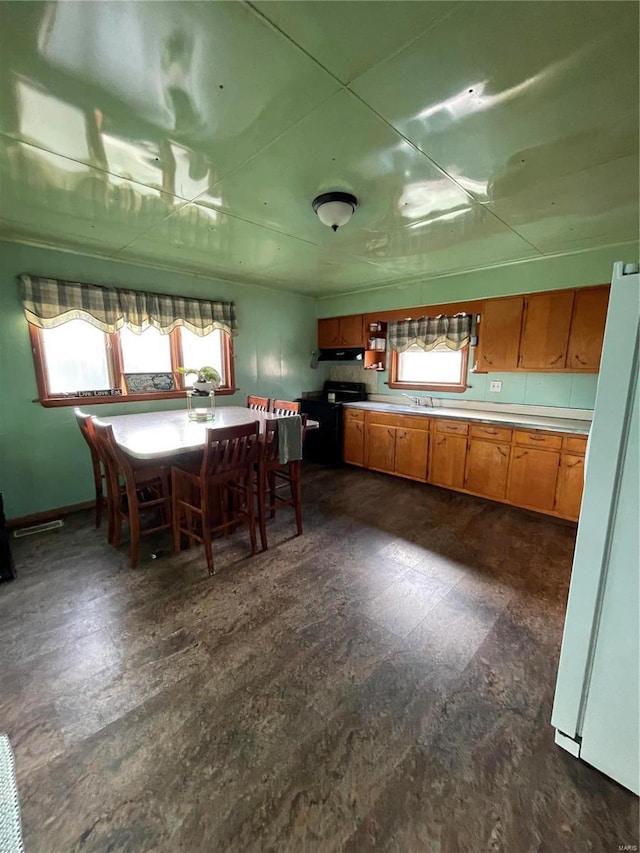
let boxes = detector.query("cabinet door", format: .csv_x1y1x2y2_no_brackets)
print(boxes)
507,447,560,512
339,315,364,347
464,440,510,498
343,419,365,466
318,317,341,348
478,297,523,371
554,454,585,520
519,291,574,370
395,428,429,482
566,287,609,371
366,424,396,473
429,434,467,489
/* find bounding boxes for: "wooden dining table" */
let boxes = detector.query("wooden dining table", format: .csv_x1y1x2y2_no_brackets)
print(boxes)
98,406,317,461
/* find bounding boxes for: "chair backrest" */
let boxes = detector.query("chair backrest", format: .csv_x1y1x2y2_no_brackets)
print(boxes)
92,419,137,494
271,399,300,416
74,408,100,462
247,395,270,412
201,421,261,480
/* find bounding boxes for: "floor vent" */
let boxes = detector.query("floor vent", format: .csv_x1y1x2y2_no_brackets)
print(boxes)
13,519,64,538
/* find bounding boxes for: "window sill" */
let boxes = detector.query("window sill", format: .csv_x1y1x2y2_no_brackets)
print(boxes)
34,388,237,408
387,381,468,393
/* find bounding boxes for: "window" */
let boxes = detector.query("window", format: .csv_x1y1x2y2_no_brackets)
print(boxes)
389,343,468,393
30,321,235,407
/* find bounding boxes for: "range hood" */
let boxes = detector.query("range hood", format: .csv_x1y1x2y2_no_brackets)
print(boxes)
317,347,364,362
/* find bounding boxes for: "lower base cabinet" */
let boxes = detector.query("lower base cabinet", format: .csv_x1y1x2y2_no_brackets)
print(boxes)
554,454,585,520
343,417,364,466
344,408,586,522
464,439,510,498
507,447,560,512
395,427,429,481
429,434,467,489
366,423,396,473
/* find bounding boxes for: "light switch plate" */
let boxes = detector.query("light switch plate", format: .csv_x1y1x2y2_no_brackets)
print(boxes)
490,381,503,393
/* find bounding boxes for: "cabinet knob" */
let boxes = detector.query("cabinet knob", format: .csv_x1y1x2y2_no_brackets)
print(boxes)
574,354,587,366
483,355,493,364
550,353,565,365
497,446,508,457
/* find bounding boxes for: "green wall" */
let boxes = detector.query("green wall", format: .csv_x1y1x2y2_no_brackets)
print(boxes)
318,242,638,409
0,241,322,519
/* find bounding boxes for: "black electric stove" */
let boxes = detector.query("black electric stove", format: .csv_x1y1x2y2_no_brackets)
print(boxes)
296,380,367,466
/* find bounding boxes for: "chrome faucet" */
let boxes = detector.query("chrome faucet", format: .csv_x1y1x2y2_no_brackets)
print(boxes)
401,393,420,406
401,393,433,407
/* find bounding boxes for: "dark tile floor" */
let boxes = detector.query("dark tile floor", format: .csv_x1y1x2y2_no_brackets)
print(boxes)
1,465,638,852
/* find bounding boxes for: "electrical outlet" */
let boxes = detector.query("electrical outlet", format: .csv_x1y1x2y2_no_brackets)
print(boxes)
489,381,502,393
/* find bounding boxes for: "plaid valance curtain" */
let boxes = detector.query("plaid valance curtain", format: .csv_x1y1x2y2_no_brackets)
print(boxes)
388,314,472,353
20,275,238,337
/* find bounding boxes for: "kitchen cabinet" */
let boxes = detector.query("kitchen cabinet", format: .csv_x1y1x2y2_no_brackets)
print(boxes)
366,423,396,474
464,439,510,498
345,406,587,522
395,427,429,481
476,286,608,374
554,454,585,520
566,286,609,371
519,291,574,370
343,411,364,466
317,314,364,348
429,434,467,489
507,446,560,512
362,412,429,482
477,297,523,371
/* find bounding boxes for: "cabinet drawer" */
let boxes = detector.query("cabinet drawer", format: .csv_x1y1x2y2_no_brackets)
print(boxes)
366,412,429,430
514,430,562,450
435,420,469,436
563,434,588,454
470,424,512,442
344,408,365,422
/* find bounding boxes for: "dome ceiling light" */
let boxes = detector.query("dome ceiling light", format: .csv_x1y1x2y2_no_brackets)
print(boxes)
312,191,358,231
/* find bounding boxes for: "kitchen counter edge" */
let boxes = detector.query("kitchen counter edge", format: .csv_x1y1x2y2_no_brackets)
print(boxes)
342,402,590,435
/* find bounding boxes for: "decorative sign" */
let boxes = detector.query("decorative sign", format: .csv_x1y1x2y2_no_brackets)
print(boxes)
76,388,123,397
124,373,176,394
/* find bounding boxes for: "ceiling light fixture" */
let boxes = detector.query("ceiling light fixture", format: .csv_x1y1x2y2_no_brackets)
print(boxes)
312,191,358,231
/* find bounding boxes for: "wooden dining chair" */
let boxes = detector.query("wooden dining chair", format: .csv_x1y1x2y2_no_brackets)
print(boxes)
271,399,300,416
257,416,305,550
247,395,270,412
92,420,171,569
171,422,261,575
74,408,106,528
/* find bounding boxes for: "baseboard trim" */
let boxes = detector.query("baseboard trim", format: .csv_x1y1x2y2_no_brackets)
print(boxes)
8,500,95,528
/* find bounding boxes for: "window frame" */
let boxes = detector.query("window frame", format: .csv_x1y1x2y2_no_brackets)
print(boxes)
29,323,235,407
388,345,469,393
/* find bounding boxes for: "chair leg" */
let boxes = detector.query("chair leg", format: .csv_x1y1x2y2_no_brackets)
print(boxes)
257,467,268,551
291,462,303,536
128,488,141,569
268,471,276,518
201,492,214,576
246,476,257,556
92,462,103,528
172,471,182,556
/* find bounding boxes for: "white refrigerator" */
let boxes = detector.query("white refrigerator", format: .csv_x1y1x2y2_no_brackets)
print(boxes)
552,261,639,794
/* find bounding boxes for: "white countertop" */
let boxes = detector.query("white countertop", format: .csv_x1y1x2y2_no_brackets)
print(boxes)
343,401,590,435
98,406,317,460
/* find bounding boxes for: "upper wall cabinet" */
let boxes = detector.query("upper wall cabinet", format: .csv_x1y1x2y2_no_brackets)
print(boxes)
477,297,523,371
566,286,610,371
519,290,575,370
476,285,609,374
318,315,364,348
